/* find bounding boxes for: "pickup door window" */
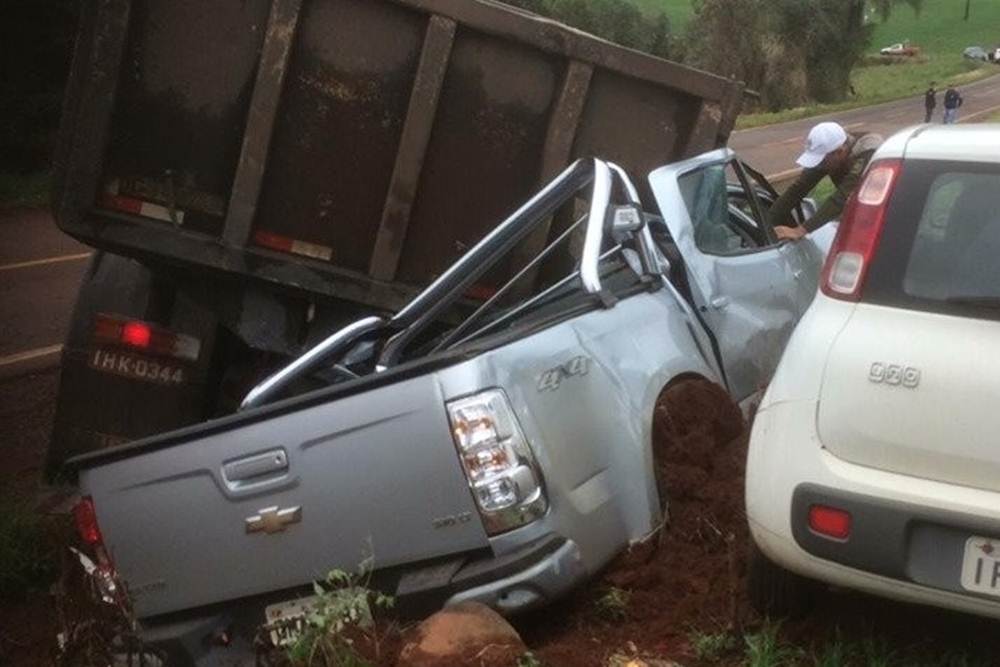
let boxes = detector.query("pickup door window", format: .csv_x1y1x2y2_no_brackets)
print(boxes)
650,153,806,402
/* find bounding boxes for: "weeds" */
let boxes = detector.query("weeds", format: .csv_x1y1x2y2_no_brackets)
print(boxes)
853,636,895,667
812,634,852,667
689,629,737,662
594,586,631,622
744,621,802,667
0,495,59,599
281,559,394,667
518,651,545,667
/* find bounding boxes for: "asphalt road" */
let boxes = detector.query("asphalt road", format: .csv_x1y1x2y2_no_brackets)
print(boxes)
0,208,90,379
731,73,1000,181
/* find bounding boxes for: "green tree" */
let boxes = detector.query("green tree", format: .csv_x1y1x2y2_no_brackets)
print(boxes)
685,0,923,109
501,0,673,59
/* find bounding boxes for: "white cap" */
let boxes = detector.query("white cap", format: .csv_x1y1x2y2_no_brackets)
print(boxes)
796,122,848,169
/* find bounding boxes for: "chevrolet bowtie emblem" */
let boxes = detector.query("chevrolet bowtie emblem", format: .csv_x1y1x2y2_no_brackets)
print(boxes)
245,506,302,534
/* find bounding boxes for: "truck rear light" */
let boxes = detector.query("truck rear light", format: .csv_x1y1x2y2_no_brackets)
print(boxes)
99,192,187,225
252,230,334,262
121,321,152,348
93,313,201,361
74,496,103,546
808,504,852,540
447,390,547,535
820,159,902,302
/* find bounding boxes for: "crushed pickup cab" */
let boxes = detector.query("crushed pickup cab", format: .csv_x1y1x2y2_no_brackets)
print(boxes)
68,152,831,664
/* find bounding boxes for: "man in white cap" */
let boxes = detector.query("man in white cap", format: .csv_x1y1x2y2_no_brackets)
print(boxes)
769,121,883,240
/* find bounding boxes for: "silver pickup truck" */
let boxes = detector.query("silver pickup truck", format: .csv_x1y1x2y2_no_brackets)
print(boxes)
68,151,829,664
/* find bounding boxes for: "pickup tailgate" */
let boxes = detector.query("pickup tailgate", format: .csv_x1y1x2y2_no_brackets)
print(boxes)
77,373,488,618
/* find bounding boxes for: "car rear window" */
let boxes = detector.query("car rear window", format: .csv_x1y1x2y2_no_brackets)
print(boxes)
865,159,1000,320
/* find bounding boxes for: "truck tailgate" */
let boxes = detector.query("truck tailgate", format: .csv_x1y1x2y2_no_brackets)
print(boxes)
78,373,488,618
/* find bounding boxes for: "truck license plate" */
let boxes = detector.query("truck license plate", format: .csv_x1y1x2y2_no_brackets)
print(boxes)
263,596,319,647
960,536,1000,597
89,349,185,385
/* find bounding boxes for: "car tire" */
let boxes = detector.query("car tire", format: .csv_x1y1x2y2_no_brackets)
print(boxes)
747,541,816,617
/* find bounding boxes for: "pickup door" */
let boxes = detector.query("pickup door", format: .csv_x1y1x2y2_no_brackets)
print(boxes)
76,371,488,618
650,149,824,402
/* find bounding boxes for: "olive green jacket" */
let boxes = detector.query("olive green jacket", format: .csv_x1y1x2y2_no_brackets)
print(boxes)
769,133,884,233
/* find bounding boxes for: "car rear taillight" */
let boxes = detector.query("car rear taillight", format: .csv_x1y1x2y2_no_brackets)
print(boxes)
73,496,103,546
820,159,902,302
93,313,200,361
808,504,852,541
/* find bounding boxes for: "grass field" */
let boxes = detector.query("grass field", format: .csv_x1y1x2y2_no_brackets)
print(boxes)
632,0,1000,49
627,0,1000,128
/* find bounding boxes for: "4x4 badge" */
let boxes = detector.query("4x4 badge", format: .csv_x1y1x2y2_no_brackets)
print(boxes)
869,363,920,388
537,356,590,392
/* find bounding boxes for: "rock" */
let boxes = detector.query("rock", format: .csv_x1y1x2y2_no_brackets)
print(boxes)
396,601,527,667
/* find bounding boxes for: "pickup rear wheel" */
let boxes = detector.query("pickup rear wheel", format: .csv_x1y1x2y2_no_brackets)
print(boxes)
747,541,816,617
651,378,744,507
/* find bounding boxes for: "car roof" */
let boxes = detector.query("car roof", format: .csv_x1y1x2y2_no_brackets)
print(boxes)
876,124,1000,164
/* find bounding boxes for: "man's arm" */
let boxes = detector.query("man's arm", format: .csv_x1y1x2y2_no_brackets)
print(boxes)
767,167,825,230
804,156,868,232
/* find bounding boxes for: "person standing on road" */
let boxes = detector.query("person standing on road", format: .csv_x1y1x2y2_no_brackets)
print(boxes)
768,122,883,241
944,87,963,124
924,83,937,123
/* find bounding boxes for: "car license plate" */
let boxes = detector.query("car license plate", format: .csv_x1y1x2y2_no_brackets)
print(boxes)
960,535,1000,597
263,595,319,647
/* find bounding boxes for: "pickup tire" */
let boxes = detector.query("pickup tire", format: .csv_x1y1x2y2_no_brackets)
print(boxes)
651,378,743,506
747,541,816,617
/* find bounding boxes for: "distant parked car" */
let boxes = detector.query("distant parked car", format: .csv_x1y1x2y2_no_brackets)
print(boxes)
746,124,1000,622
880,42,919,57
964,46,989,62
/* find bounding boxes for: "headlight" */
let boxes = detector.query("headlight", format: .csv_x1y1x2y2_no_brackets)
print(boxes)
447,390,547,535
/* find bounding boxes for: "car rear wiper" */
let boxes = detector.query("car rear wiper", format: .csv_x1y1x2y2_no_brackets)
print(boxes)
944,295,1000,308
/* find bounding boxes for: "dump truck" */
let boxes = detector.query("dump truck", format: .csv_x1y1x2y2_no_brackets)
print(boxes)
49,0,745,467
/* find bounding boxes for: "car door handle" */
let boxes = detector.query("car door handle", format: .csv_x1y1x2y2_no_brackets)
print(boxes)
710,296,730,310
223,449,288,483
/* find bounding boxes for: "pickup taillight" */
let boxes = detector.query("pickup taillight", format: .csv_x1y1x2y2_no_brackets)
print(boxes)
447,390,548,535
73,496,104,546
72,497,126,605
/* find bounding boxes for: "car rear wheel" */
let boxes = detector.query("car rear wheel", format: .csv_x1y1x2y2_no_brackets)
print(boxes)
747,541,816,617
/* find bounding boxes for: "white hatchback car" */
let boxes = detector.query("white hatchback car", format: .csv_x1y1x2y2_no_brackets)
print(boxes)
746,124,1000,620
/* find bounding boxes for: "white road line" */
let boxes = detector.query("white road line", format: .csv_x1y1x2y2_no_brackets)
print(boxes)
0,345,64,368
959,103,1000,123
0,252,92,272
